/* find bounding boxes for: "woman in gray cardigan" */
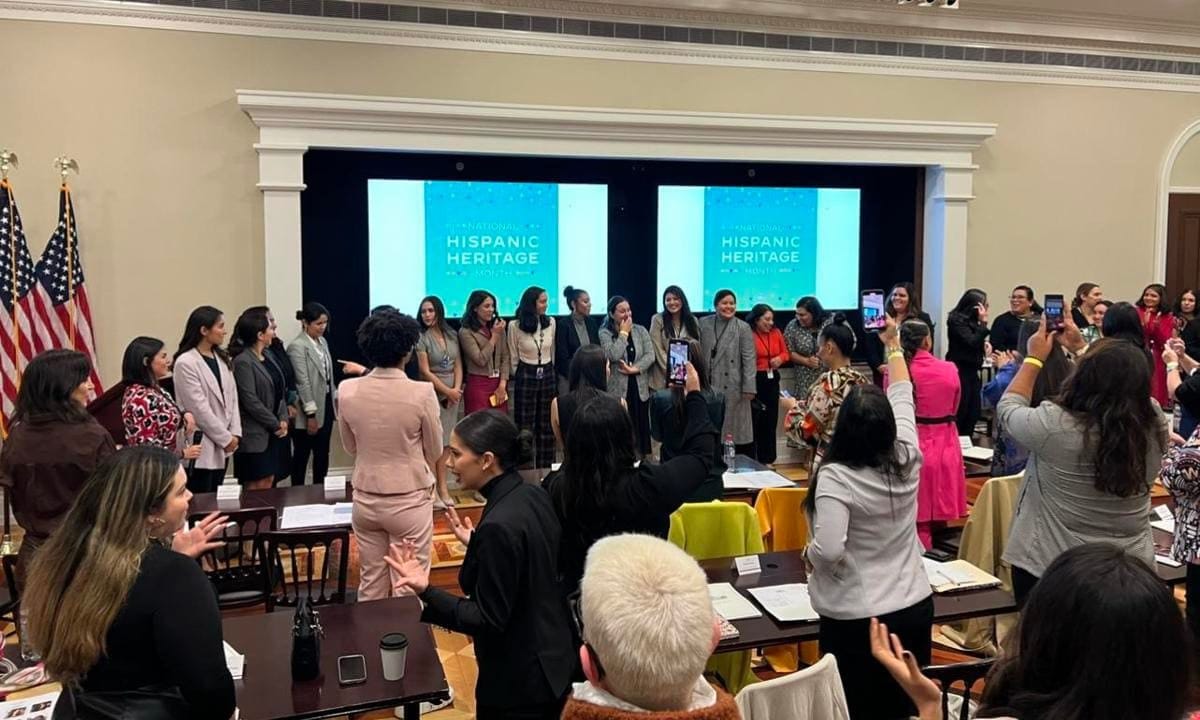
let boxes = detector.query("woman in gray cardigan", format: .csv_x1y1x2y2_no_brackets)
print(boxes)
698,289,756,453
599,295,655,457
230,309,288,490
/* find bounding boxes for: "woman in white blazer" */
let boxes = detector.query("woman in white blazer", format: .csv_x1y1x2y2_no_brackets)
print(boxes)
172,306,241,493
598,295,655,457
287,302,337,486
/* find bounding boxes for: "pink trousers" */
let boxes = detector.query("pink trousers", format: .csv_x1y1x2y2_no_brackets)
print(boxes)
352,487,434,601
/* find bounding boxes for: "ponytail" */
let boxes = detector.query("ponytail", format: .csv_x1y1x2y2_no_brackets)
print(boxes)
820,313,857,357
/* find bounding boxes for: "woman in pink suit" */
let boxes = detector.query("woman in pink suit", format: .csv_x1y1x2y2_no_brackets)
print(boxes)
338,310,443,602
1138,283,1175,408
898,319,967,548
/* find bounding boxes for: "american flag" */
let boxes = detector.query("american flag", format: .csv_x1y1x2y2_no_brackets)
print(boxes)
30,186,103,396
0,180,39,433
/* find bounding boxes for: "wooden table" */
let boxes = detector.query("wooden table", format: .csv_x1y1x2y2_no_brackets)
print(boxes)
702,551,1017,653
191,484,353,516
222,596,449,720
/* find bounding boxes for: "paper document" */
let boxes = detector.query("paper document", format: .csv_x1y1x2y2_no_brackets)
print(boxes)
746,583,820,623
957,437,993,462
280,503,354,530
722,470,795,490
1151,518,1176,534
1157,554,1183,568
0,691,60,719
922,558,1002,593
708,582,762,620
224,641,245,680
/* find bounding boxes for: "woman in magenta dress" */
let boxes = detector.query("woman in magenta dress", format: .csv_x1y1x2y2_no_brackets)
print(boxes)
898,319,967,548
1138,283,1175,408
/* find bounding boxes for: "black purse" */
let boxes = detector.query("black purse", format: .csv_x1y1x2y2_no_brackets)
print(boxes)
290,597,324,681
53,684,189,720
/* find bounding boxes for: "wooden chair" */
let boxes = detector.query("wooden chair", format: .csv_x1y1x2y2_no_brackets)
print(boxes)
922,659,996,720
0,554,19,635
188,507,278,610
262,528,350,612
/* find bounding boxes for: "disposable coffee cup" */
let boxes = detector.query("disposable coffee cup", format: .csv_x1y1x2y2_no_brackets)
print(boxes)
380,633,409,681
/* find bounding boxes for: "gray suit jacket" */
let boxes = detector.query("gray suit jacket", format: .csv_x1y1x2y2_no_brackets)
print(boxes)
698,314,756,444
232,351,287,454
287,332,336,429
599,324,655,402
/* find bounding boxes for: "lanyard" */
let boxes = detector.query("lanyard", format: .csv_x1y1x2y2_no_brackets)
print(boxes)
756,330,778,357
532,324,546,365
713,318,732,359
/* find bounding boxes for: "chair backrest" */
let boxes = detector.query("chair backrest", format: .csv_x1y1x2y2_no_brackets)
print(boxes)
733,653,849,720
0,554,19,623
262,528,350,612
187,507,278,606
753,487,810,552
669,501,765,561
923,659,996,720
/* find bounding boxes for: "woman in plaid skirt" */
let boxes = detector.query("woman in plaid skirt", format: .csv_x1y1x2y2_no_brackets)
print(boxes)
508,286,558,468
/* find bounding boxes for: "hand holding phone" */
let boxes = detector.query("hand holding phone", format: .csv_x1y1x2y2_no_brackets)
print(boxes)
667,339,689,387
861,289,886,333
1044,294,1065,332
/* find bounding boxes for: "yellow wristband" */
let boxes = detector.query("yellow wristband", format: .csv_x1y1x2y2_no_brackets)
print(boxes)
886,351,905,361
1167,363,1180,372
1023,357,1044,369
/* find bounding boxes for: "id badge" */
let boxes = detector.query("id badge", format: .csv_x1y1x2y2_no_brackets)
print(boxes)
489,369,500,379
440,356,450,370
536,366,545,380
767,369,774,379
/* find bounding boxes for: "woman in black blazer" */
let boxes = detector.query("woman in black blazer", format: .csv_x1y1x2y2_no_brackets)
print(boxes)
865,282,935,385
250,306,297,484
946,288,991,436
229,309,288,490
555,286,600,395
385,411,574,720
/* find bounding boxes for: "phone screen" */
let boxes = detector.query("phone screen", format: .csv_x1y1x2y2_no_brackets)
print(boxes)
1044,294,1065,332
338,654,367,685
667,339,689,386
861,290,886,333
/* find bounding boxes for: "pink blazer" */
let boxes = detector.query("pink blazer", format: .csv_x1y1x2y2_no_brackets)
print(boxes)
338,368,442,495
172,348,241,470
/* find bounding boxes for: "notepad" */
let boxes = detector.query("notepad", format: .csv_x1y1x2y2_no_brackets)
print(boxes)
722,470,795,490
1151,505,1176,534
958,436,993,462
922,558,1002,593
708,582,762,620
280,503,354,529
224,641,245,680
746,583,820,623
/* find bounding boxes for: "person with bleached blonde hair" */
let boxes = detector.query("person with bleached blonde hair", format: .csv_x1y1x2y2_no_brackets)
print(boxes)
563,534,741,719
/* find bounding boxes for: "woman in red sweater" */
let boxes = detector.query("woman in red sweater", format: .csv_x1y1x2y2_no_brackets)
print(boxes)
749,303,789,465
1138,283,1175,408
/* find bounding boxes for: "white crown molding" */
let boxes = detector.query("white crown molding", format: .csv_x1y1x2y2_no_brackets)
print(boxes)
1169,187,1200,195
5,1,1200,95
1155,121,1200,284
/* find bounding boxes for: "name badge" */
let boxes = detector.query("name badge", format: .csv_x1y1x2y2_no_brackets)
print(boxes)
324,475,348,496
216,484,241,503
440,356,450,370
536,366,545,380
490,370,500,378
766,369,774,379
732,555,762,575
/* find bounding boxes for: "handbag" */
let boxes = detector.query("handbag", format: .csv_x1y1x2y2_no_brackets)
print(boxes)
290,597,324,681
53,684,189,720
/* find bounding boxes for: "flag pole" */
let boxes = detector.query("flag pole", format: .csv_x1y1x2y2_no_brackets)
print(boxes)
54,157,78,348
0,151,18,440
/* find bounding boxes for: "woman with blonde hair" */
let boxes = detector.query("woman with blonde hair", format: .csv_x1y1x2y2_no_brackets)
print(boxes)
24,446,233,718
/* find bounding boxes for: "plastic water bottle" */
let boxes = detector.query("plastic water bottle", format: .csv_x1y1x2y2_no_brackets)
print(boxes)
19,610,40,663
723,434,737,472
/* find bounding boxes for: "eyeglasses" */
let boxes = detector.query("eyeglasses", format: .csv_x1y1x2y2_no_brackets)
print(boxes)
569,591,606,679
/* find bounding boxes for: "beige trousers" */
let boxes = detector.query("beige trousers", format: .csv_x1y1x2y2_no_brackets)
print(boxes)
352,487,434,601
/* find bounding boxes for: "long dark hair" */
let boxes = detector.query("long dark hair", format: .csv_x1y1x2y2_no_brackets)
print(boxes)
1137,283,1168,311
602,295,630,335
899,319,931,397
978,544,1189,720
1101,302,1146,350
1173,289,1197,317
887,282,923,319
1016,320,1072,407
796,296,830,327
463,290,498,332
557,394,638,543
1072,282,1099,310
121,336,165,388
949,288,988,323
515,286,550,334
803,383,916,515
1055,339,1166,497
228,308,270,358
14,349,92,424
417,295,453,336
175,306,230,367
820,313,856,357
452,409,533,472
661,285,700,339
568,345,608,392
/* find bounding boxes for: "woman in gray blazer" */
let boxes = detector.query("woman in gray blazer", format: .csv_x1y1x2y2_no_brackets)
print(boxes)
698,289,756,453
287,302,337,485
230,309,289,490
598,295,655,456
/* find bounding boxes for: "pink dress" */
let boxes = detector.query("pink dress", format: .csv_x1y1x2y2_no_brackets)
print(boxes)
908,350,967,523
1139,308,1175,408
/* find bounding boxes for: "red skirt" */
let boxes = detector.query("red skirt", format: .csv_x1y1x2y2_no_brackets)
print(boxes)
464,374,508,415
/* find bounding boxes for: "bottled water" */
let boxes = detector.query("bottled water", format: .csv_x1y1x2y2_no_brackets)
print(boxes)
723,435,737,472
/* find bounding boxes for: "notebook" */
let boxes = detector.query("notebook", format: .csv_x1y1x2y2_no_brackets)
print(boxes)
922,558,1002,593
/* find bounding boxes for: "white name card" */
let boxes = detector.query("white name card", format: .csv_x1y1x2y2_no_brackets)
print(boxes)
1154,505,1174,522
732,555,762,575
324,475,348,494
216,484,241,502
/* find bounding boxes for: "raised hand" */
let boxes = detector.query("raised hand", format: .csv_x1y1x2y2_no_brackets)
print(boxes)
869,618,943,720
172,512,230,559
446,507,475,546
384,540,430,595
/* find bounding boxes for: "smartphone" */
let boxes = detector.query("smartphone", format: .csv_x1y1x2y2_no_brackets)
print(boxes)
337,654,367,685
780,389,792,399
861,289,886,333
667,338,689,387
1044,294,1065,332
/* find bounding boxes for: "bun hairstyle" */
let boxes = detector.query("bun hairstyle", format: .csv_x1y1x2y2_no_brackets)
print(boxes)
820,313,857,356
563,285,588,313
296,302,330,325
451,409,533,471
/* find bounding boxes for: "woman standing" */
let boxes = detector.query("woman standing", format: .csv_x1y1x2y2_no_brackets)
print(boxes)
460,290,510,415
648,285,700,391
783,315,868,466
865,282,934,384
1174,289,1200,361
551,345,609,449
1070,282,1104,331
287,302,336,485
946,288,990,436
508,286,558,468
555,286,599,396
0,350,116,580
898,320,966,548
650,339,725,503
120,336,200,460
339,311,442,602
1081,299,1112,346
998,325,1168,604
23,447,235,719
1138,283,1175,407
385,411,575,719
599,295,655,457
416,296,463,508
805,316,931,720
229,309,289,491
699,289,756,455
784,295,831,398
248,306,297,485
748,303,788,464
173,306,240,493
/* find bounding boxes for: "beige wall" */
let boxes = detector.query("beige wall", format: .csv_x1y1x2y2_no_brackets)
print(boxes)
1172,134,1200,188
3,17,1200,388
